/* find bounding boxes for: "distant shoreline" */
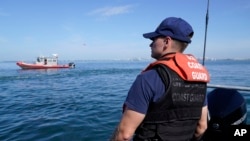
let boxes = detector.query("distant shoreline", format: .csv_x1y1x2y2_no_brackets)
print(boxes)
1,58,250,63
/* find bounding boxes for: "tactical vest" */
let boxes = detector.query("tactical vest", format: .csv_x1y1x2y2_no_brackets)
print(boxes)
134,53,209,141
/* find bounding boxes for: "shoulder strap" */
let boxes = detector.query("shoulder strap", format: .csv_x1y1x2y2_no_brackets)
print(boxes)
155,64,171,93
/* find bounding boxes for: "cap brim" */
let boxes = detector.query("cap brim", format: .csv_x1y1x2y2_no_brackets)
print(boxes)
143,32,160,39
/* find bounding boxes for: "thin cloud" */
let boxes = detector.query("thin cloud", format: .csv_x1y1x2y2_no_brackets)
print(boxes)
88,5,134,17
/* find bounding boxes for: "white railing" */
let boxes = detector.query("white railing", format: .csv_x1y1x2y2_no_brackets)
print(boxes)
208,84,250,92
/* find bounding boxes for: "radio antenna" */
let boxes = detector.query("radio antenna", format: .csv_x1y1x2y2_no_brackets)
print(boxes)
202,0,209,65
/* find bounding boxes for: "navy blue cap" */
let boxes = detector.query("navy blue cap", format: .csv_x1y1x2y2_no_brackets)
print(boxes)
143,17,194,43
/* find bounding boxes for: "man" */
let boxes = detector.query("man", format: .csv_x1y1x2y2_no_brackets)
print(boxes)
110,17,210,141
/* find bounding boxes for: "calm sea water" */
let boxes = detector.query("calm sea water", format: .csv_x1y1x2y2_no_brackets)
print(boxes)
0,59,250,141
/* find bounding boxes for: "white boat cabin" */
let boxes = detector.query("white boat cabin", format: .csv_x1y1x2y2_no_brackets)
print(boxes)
36,54,58,65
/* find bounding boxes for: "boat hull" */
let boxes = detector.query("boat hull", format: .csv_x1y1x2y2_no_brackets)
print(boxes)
16,61,73,69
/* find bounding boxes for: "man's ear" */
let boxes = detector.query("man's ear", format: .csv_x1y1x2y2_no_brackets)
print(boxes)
164,36,171,44
164,37,169,47
163,43,168,50
164,38,168,44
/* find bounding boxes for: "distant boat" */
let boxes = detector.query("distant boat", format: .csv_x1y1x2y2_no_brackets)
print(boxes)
16,54,75,69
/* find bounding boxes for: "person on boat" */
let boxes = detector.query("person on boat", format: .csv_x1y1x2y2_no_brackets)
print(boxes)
37,57,40,62
110,17,210,141
44,58,47,65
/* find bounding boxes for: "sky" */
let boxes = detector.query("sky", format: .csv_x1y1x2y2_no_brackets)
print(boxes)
0,0,250,61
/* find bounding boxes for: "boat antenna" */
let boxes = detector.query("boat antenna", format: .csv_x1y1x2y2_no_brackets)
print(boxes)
202,0,209,65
